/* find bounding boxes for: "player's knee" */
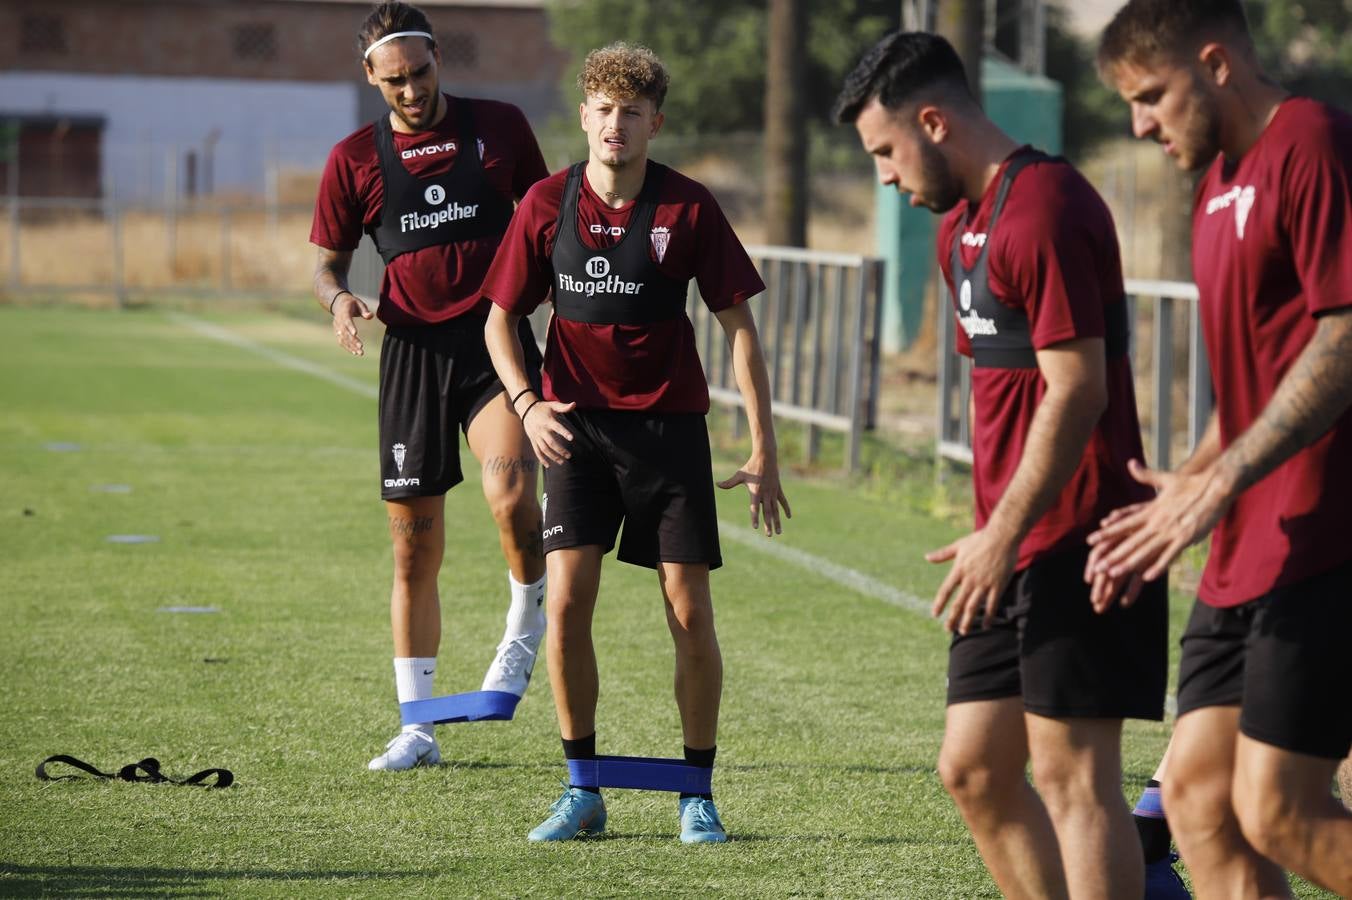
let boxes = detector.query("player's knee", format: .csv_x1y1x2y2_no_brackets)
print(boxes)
938,748,1006,808
391,539,442,581
1162,773,1228,834
485,484,537,532
666,598,714,635
1234,791,1306,864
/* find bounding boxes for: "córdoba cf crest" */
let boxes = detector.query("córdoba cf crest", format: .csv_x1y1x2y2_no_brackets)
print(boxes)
650,227,670,263
393,442,407,474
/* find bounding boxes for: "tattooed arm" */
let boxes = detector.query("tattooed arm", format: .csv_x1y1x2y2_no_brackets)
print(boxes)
1091,307,1352,582
313,247,375,356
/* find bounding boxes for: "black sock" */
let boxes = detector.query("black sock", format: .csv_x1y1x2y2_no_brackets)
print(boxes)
563,733,600,796
1133,779,1172,863
680,744,715,801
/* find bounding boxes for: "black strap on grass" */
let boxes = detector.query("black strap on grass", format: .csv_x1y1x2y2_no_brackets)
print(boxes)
36,754,233,788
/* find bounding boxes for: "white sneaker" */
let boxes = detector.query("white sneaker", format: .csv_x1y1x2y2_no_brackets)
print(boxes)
367,730,440,771
481,630,543,696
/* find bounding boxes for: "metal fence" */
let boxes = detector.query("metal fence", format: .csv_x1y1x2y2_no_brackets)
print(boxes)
1,194,886,473
937,278,1212,471
354,239,886,473
0,196,317,302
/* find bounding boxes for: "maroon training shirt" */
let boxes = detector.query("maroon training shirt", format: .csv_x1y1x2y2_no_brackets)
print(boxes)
938,151,1151,571
1192,97,1352,607
481,164,765,413
309,94,548,327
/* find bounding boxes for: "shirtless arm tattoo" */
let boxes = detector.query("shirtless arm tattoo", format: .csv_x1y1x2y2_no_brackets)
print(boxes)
1219,308,1352,493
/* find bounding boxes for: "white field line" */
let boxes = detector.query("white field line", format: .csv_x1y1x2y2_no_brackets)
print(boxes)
174,313,1182,715
171,312,932,618
168,312,378,399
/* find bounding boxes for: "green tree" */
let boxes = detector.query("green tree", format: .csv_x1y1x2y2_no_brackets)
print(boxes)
1244,0,1352,108
545,0,898,135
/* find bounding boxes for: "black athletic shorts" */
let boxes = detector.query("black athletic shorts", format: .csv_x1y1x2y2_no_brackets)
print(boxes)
1176,558,1352,759
377,316,540,500
946,545,1168,720
540,409,722,570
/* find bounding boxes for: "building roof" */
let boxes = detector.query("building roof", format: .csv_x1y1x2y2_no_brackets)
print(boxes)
274,0,545,6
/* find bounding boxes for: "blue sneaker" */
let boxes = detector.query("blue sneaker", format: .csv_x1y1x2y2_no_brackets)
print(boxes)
528,787,607,842
678,797,728,844
1145,852,1190,899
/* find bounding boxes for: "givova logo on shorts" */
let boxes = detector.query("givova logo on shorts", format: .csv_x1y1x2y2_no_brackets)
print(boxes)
541,492,564,538
385,442,421,488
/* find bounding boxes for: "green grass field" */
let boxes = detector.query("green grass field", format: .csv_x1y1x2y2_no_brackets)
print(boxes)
0,305,1332,898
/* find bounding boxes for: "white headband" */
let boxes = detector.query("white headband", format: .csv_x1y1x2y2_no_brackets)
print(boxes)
363,30,434,59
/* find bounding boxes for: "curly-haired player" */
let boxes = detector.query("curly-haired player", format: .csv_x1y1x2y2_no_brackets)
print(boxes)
482,42,789,843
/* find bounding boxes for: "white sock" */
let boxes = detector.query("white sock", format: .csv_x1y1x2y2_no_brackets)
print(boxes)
505,571,546,637
393,656,436,736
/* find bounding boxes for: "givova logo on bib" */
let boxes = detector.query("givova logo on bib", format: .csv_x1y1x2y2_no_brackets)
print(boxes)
399,183,479,233
558,255,645,297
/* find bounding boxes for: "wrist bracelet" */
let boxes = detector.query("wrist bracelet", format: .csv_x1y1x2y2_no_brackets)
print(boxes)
328,289,353,315
521,398,542,422
510,387,535,409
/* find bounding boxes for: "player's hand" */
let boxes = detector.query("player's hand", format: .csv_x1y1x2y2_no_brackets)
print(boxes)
1086,458,1235,585
926,527,1019,634
718,452,790,537
333,294,374,356
521,400,576,468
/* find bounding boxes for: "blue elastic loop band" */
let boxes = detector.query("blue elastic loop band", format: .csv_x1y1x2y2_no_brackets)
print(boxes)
566,755,713,793
399,690,520,726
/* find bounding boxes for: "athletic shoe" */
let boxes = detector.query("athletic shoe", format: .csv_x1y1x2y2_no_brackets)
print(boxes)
481,630,543,696
367,730,440,771
527,786,607,841
1145,852,1191,899
678,797,728,844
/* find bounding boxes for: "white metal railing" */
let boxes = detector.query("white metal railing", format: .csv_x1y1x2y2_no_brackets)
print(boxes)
937,278,1211,471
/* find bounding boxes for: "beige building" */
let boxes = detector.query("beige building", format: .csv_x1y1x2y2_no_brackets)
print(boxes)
1,0,567,198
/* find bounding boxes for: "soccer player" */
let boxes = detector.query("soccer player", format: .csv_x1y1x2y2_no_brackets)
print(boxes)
1092,1,1352,895
836,32,1167,898
481,42,788,843
309,1,550,771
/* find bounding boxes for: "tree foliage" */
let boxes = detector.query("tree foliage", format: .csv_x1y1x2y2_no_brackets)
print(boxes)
545,0,897,135
1244,0,1352,107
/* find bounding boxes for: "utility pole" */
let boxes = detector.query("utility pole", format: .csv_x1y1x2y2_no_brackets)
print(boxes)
763,0,807,247
936,0,985,104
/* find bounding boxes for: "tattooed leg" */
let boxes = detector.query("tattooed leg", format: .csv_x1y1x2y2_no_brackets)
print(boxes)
385,495,446,657
467,391,545,582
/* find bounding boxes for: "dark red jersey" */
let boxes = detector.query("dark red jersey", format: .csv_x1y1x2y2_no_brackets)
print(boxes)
309,94,548,327
481,163,764,413
1192,97,1352,607
938,150,1151,571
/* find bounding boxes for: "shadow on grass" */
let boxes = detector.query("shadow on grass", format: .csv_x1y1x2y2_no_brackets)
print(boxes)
558,832,961,847
0,863,433,898
440,761,936,777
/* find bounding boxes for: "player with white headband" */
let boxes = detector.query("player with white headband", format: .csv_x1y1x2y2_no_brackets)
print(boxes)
309,1,551,772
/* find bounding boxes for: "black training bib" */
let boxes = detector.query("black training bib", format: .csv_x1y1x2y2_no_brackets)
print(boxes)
549,161,689,326
366,97,514,265
949,150,1128,369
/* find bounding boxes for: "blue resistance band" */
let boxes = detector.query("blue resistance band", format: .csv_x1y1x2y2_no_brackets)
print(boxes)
567,755,713,793
399,690,520,726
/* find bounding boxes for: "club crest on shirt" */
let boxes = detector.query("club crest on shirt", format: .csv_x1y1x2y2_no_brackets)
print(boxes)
1204,184,1257,240
651,226,671,263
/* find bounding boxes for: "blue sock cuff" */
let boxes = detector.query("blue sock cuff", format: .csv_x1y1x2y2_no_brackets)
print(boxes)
566,758,599,790
1133,785,1164,818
